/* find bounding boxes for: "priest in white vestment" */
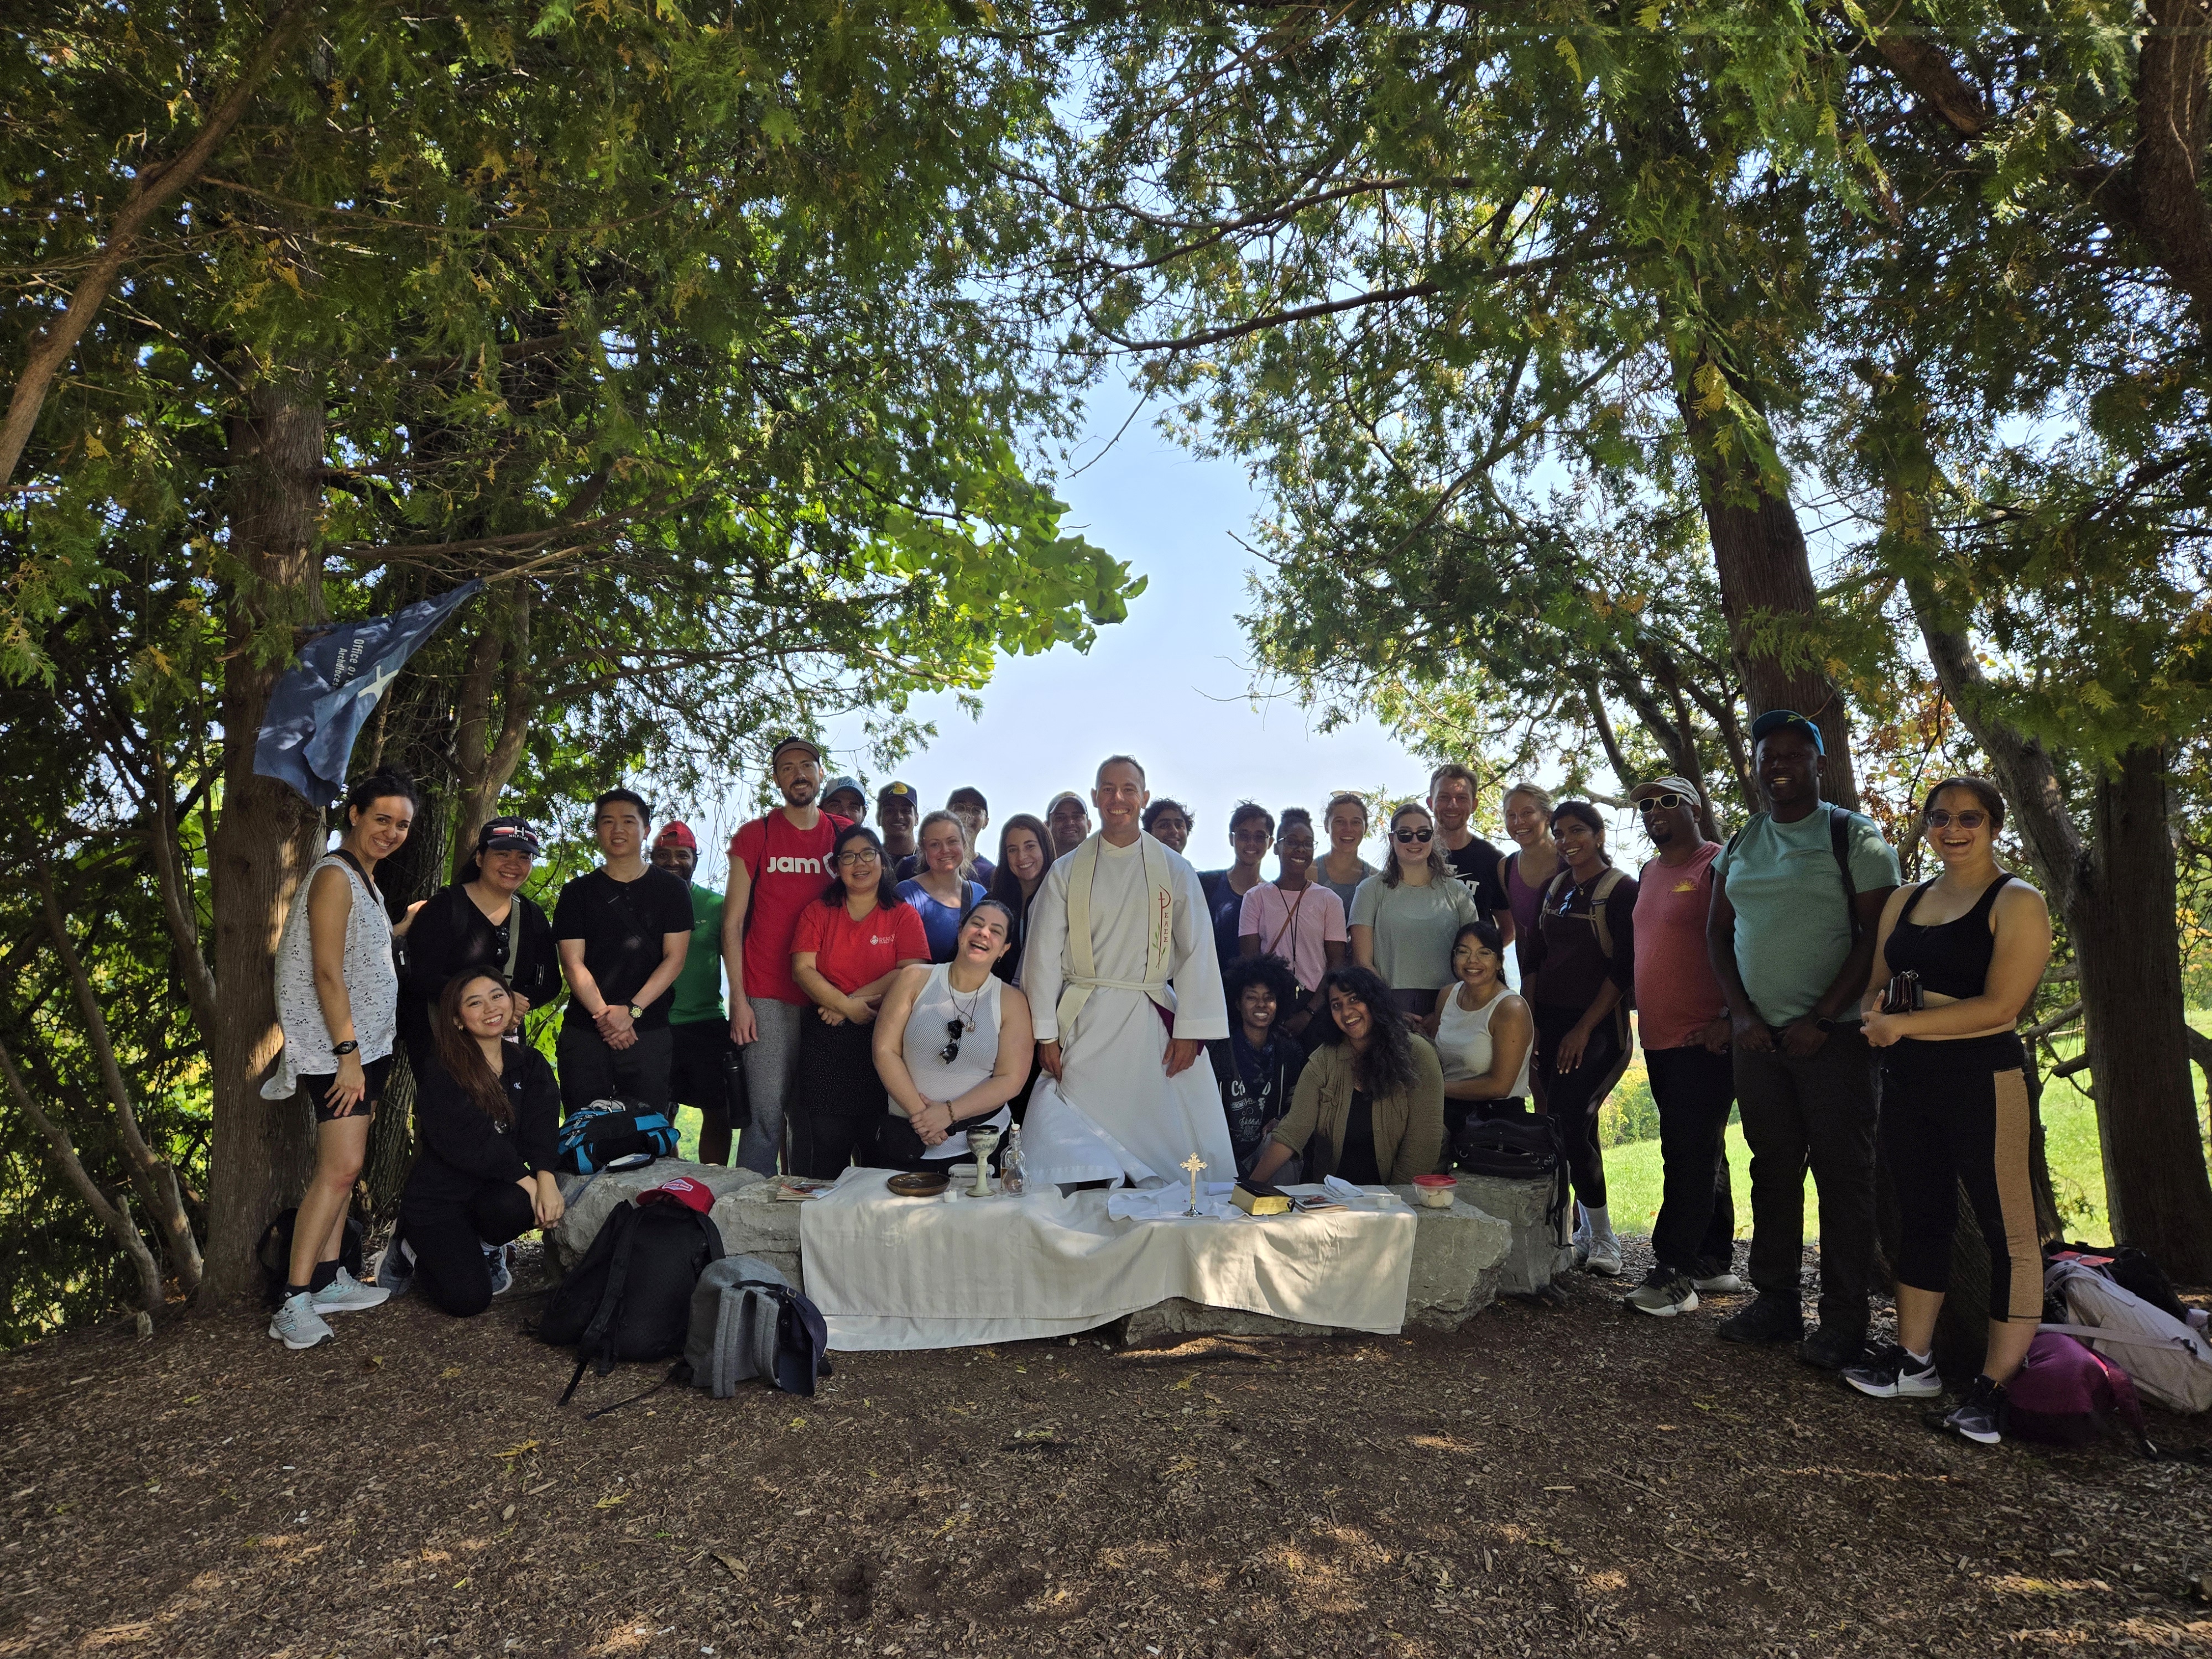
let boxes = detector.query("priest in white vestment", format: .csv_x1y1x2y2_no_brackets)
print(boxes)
1020,755,1235,1187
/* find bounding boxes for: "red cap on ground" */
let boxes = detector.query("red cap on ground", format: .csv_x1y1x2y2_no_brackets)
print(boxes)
637,1176,713,1214
655,822,698,853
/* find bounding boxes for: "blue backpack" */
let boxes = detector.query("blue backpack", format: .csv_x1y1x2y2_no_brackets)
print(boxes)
556,1099,678,1175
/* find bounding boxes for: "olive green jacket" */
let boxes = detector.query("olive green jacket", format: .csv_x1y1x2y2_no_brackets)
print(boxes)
1267,1035,1447,1184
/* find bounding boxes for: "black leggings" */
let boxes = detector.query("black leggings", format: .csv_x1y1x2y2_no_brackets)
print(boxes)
1534,1003,1629,1208
400,1181,536,1318
788,1015,886,1179
1881,1034,2042,1323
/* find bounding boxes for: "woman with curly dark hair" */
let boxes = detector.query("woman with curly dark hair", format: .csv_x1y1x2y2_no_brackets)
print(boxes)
1208,953,1308,1178
1249,965,1445,1187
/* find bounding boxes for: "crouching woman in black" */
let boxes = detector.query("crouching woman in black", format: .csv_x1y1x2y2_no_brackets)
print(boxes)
382,971,565,1317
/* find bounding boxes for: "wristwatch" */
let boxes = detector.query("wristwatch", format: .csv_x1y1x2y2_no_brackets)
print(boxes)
1814,1016,1844,1034
332,1039,359,1056
628,1004,644,1021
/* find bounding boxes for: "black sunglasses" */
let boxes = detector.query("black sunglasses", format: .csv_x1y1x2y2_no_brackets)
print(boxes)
1393,827,1433,843
1924,808,1988,829
938,1018,964,1066
1635,793,1688,813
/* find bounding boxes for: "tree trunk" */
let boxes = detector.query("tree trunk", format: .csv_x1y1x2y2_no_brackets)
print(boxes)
1684,406,1861,810
201,375,328,1305
450,585,534,873
2072,747,2212,1278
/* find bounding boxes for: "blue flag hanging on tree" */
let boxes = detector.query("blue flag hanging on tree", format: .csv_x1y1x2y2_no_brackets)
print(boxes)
253,580,487,805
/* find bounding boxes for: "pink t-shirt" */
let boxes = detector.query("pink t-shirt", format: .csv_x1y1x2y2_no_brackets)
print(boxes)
729,811,850,1004
1237,880,1349,992
1632,841,1727,1050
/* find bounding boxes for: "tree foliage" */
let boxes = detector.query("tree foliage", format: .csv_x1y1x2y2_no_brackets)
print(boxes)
1,0,1141,1325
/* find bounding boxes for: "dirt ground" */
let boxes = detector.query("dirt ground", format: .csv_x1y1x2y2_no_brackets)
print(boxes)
6,1240,2211,1659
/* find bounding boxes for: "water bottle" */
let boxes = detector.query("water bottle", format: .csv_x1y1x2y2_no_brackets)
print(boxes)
1002,1124,1024,1195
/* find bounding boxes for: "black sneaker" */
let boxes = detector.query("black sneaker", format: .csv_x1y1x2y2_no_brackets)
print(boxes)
1625,1267,1699,1318
1715,1293,1804,1346
1798,1323,1870,1372
1843,1342,1942,1399
1938,1374,2006,1445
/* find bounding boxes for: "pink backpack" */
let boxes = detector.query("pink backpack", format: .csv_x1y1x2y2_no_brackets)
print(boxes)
2006,1331,2150,1451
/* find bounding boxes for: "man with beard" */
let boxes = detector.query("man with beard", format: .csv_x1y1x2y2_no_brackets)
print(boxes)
1622,778,1739,1318
1429,763,1512,935
1708,712,1898,1369
724,738,852,1174
1045,790,1092,860
822,776,869,827
1021,756,1234,1187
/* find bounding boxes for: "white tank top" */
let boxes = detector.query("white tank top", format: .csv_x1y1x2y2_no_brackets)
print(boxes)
896,963,1011,1157
262,852,399,1098
1435,986,1532,1098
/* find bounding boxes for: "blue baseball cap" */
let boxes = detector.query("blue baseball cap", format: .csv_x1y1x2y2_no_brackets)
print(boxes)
1749,708,1824,755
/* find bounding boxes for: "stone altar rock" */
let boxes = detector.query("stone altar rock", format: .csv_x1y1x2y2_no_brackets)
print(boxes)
1449,1172,1573,1298
1119,1186,1520,1345
550,1160,764,1271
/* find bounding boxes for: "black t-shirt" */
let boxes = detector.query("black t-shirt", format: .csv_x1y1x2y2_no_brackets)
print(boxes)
1443,836,1511,923
551,866,696,1031
399,885,561,1058
1199,870,1250,977
1338,1089,1383,1186
1208,1032,1307,1177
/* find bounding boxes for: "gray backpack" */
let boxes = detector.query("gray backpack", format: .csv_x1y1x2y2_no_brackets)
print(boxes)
682,1255,806,1398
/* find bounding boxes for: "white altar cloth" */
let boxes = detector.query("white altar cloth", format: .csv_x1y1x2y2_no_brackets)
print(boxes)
797,1170,1417,1350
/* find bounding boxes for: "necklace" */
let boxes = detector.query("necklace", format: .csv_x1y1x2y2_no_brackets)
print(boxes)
946,980,985,1033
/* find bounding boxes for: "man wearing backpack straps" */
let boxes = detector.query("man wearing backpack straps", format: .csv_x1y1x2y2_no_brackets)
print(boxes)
1707,711,1899,1370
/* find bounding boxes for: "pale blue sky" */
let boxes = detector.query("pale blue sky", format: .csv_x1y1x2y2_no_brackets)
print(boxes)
703,389,1436,877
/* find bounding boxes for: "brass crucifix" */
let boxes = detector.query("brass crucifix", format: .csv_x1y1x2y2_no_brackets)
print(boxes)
1181,1152,1208,1217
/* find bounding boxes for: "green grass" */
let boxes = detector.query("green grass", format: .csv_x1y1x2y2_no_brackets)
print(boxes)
1598,1013,2212,1243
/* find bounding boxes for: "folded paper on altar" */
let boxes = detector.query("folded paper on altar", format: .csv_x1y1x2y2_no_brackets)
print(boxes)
799,1171,1418,1350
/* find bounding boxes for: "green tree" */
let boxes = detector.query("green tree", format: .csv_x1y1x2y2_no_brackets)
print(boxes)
2,0,1135,1313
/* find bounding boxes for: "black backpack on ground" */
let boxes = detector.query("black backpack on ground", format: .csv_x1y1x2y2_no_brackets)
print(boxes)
536,1198,724,1405
255,1207,366,1307
1452,1113,1570,1244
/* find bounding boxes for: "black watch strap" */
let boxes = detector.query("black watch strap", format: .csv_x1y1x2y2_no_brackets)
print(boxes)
332,1039,360,1056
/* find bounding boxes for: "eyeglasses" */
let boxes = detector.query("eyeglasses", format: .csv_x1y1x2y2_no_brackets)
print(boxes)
835,849,882,867
938,1018,965,1066
1924,808,1988,829
1635,793,1688,813
1393,827,1433,844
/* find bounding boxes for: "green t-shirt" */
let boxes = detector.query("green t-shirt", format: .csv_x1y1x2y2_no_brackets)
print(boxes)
1348,873,1480,992
1713,807,1900,1026
668,882,727,1026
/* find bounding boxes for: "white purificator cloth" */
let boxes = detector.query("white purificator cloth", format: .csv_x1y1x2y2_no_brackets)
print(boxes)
799,1170,1417,1350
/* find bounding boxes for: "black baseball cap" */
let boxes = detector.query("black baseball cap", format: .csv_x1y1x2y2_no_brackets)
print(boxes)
477,816,542,856
770,735,822,765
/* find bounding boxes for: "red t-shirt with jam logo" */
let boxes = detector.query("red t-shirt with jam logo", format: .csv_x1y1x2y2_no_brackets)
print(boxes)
730,811,849,1004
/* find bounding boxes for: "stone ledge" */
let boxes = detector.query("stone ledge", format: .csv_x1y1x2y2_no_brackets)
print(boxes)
550,1160,764,1271
550,1162,1562,1340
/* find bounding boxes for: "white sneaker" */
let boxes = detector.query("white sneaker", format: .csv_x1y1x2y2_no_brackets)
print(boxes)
1571,1205,1592,1267
311,1266,390,1314
484,1243,514,1297
268,1292,335,1350
1692,1270,1746,1294
1585,1235,1624,1277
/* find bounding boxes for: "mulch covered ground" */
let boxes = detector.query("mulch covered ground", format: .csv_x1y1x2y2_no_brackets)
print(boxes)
6,1240,2210,1659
